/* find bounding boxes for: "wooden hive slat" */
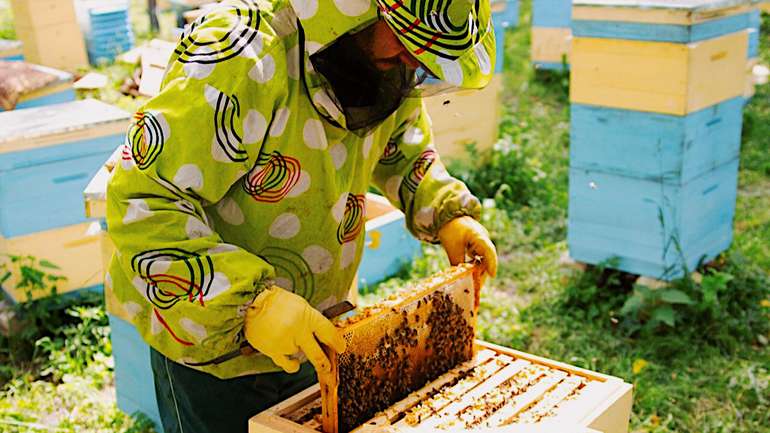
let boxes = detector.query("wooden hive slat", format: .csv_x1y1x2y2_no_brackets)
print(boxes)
321,265,481,433
249,340,633,433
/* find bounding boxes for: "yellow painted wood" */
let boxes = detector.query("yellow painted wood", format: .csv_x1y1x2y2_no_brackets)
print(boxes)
572,4,752,25
570,31,748,115
531,26,572,63
0,222,103,302
13,19,87,71
248,340,633,433
9,0,80,30
424,74,502,160
761,3,770,13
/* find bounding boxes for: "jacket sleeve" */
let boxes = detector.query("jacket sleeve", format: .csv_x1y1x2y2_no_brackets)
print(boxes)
106,11,288,364
371,100,482,243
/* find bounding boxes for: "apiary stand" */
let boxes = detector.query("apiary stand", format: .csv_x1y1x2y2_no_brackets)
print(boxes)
249,341,632,433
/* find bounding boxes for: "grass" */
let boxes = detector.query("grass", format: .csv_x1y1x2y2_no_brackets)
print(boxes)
2,0,770,432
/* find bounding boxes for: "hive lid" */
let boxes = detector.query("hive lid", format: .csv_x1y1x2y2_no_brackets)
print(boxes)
572,0,752,11
0,98,130,153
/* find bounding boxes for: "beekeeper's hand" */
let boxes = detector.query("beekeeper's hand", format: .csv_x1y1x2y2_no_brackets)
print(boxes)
244,286,346,374
438,216,498,279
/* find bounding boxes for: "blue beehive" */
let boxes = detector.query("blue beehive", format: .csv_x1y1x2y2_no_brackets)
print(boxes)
87,6,134,64
0,99,129,302
568,0,751,279
531,0,572,70
492,0,520,73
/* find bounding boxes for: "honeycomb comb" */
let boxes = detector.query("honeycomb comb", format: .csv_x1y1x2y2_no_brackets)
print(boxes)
320,264,483,433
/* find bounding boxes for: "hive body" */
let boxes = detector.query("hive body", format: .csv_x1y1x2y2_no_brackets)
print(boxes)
0,99,129,302
532,0,573,69
250,341,633,433
9,0,88,71
567,0,751,279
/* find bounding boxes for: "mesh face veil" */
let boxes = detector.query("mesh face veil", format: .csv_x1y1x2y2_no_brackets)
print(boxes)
307,21,429,136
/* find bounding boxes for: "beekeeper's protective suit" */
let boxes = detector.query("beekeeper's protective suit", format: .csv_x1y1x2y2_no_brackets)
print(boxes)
106,0,497,430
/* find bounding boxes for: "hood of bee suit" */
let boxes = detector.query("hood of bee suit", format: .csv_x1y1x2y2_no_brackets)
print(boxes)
287,0,496,90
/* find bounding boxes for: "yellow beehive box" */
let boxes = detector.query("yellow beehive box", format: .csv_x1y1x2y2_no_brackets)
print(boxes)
531,26,572,65
423,74,503,161
570,31,748,115
10,0,88,71
0,222,103,302
9,0,80,29
249,341,632,433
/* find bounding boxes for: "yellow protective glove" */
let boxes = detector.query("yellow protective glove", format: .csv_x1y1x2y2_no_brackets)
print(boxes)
438,216,498,279
244,286,347,374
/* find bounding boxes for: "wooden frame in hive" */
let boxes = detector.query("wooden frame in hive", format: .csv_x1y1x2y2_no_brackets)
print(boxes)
249,341,633,433
320,265,482,433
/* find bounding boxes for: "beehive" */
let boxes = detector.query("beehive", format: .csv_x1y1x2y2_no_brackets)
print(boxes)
9,0,88,71
531,0,572,70
0,99,129,302
0,64,75,112
87,6,135,64
567,0,751,279
0,39,23,61
250,341,632,433
424,0,513,160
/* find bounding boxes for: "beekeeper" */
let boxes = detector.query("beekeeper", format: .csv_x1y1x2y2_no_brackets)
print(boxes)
106,0,498,431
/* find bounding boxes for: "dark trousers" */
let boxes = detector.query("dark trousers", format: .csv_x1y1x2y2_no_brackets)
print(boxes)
150,349,318,433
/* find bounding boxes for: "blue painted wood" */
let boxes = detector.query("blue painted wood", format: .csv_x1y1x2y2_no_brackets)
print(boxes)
568,159,739,279
358,216,422,291
13,89,76,110
0,54,23,61
748,28,759,57
0,134,124,237
532,0,572,28
570,97,744,183
572,12,751,42
109,314,163,432
492,0,519,73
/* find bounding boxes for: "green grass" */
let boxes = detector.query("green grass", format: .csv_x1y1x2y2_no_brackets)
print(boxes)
1,0,769,431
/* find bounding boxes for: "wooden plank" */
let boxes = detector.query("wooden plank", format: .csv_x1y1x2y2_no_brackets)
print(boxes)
0,99,129,153
13,21,88,71
360,350,501,428
571,11,751,43
321,265,480,433
1,221,104,303
572,0,752,12
109,314,162,431
568,159,739,280
572,4,752,24
424,74,502,161
392,352,512,428
483,370,569,426
584,383,634,433
570,32,747,115
9,0,80,30
510,375,585,423
569,97,744,183
532,0,573,28
531,27,572,63
415,359,531,429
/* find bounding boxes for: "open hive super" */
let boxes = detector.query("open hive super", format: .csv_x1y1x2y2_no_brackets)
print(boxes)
250,266,633,433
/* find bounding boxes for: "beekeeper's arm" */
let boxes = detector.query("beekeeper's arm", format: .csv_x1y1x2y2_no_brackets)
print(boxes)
107,12,341,376
371,100,497,277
